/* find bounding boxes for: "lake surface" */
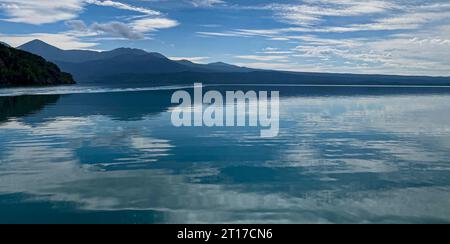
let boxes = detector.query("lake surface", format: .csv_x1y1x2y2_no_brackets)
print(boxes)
1,85,450,224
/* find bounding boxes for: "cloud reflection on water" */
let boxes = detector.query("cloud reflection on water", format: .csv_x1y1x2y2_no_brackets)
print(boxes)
1,89,450,223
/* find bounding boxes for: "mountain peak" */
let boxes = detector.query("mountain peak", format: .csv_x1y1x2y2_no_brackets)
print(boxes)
110,47,147,54
19,39,61,51
29,39,48,44
107,48,168,59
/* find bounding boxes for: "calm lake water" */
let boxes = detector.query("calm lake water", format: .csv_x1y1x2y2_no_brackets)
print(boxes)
1,85,450,224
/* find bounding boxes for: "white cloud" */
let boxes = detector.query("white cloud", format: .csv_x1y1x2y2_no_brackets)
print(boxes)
85,0,160,15
132,17,179,32
263,0,397,26
195,1,450,75
64,17,179,40
0,0,163,25
0,0,179,44
259,47,293,54
190,0,224,8
205,1,450,35
321,11,450,33
90,21,145,40
288,31,450,76
235,55,290,62
197,31,243,37
0,0,84,24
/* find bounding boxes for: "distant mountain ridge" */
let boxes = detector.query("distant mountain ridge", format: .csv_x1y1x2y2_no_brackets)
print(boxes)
0,43,75,87
16,40,450,86
19,40,166,63
18,40,252,81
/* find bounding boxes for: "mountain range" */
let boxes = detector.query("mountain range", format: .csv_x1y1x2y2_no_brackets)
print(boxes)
17,39,450,86
19,40,252,82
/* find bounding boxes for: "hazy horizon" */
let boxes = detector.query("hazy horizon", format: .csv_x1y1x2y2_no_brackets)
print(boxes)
1,0,450,77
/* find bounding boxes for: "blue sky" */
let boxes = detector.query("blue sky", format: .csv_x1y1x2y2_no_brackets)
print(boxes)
1,0,450,76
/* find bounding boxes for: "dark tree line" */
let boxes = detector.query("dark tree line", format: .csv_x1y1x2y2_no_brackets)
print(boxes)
0,43,75,86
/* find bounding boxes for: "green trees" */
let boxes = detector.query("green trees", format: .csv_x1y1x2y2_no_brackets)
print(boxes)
0,43,76,86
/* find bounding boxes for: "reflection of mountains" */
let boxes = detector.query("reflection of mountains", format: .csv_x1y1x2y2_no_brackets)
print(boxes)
17,90,175,123
0,95,60,123
3,86,450,124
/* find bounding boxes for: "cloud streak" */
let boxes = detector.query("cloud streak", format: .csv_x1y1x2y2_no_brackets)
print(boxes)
85,0,160,15
66,17,179,40
264,0,398,26
190,0,225,8
0,0,84,24
195,1,450,75
0,0,163,25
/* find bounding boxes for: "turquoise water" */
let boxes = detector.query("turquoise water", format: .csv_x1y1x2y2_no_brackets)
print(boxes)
1,85,450,224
